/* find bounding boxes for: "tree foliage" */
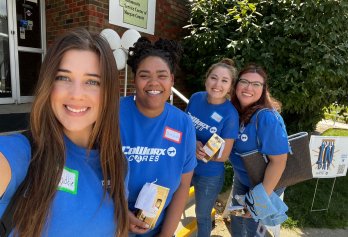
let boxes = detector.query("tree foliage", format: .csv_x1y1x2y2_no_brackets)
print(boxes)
182,0,348,133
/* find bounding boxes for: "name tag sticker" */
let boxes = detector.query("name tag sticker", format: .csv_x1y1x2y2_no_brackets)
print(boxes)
58,167,79,195
163,126,182,144
211,112,222,123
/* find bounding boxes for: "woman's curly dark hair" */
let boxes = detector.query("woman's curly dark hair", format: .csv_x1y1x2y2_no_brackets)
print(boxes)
127,37,183,74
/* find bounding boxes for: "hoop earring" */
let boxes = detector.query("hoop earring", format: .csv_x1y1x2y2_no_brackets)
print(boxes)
170,90,173,102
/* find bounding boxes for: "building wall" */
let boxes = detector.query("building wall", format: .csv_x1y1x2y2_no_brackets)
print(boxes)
45,0,191,106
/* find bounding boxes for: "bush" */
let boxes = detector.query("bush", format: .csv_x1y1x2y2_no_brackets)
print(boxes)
324,103,348,124
182,0,348,133
222,162,233,193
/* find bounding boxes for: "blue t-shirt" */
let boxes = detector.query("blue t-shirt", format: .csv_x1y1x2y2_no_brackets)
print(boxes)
186,91,239,176
0,134,126,236
120,96,197,230
229,109,290,187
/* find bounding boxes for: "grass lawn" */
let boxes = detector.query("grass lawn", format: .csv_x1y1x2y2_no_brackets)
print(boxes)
320,128,348,136
283,128,348,229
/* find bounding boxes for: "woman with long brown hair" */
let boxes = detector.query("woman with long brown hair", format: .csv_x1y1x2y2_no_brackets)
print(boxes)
229,63,289,237
0,28,128,237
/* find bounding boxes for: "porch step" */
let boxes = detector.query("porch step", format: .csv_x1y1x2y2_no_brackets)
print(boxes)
174,186,216,237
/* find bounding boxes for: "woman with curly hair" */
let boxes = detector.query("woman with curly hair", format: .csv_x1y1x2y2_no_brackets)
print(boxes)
120,37,197,237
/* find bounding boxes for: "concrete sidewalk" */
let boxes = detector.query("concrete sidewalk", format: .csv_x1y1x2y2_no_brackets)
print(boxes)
315,119,348,133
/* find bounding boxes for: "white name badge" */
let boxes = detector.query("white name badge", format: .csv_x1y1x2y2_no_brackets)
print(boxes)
58,167,79,194
163,126,182,144
211,112,223,123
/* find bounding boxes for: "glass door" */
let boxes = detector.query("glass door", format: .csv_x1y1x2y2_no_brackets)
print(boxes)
0,0,12,103
15,0,45,103
0,0,45,104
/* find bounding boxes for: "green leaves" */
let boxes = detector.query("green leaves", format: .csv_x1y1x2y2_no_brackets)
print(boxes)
182,0,348,133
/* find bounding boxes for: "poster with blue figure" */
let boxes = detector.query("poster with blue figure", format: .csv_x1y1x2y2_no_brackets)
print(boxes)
310,136,348,178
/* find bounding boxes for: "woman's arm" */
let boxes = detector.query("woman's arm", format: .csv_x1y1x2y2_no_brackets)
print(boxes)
257,110,288,195
157,171,193,237
213,138,234,162
262,153,287,195
0,152,11,196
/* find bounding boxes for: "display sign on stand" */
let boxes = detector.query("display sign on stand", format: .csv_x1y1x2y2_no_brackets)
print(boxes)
309,135,348,212
310,136,348,178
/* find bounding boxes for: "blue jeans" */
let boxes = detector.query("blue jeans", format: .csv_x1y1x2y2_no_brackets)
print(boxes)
230,176,285,237
192,173,225,237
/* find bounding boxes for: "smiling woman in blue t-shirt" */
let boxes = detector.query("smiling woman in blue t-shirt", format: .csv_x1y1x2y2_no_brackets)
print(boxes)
185,59,239,237
229,63,289,237
0,29,128,237
120,37,197,237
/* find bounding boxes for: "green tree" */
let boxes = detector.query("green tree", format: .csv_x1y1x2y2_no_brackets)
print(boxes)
182,0,348,133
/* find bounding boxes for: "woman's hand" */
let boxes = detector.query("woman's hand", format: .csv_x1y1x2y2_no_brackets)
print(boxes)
241,209,252,218
212,139,234,162
195,141,206,160
128,210,150,234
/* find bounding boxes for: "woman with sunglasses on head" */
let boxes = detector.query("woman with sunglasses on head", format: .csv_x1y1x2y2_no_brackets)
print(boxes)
185,58,239,237
120,37,197,237
0,28,128,237
229,63,289,237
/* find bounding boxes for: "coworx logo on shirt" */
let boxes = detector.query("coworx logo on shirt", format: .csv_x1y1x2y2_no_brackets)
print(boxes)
122,146,176,163
187,112,210,131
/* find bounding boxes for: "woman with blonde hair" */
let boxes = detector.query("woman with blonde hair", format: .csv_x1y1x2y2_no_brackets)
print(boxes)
186,58,239,237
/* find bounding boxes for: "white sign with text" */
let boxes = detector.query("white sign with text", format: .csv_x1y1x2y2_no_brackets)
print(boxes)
109,0,156,34
310,136,348,178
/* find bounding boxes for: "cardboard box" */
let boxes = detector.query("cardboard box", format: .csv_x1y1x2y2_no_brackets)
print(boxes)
135,183,169,229
202,133,225,163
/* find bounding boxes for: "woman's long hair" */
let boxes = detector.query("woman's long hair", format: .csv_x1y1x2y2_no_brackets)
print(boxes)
231,63,281,124
12,28,128,237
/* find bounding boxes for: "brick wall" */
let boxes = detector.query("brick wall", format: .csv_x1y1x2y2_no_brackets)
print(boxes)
45,0,191,106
